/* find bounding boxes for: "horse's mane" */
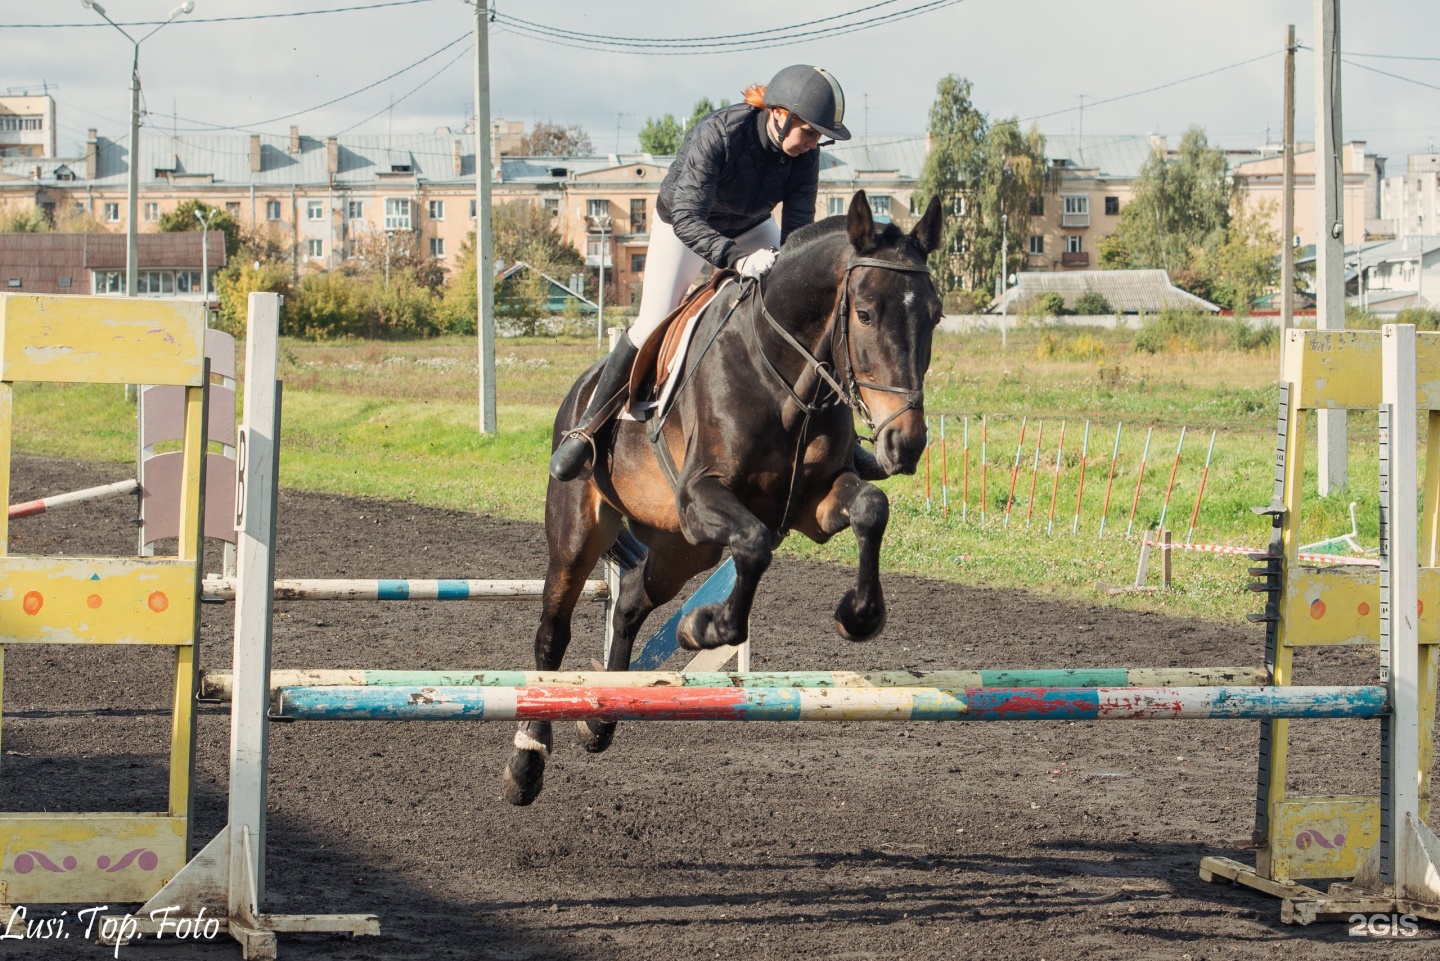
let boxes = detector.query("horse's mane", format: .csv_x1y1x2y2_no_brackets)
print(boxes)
783,215,907,261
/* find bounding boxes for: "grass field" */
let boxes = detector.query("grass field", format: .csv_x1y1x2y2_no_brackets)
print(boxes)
13,323,1395,624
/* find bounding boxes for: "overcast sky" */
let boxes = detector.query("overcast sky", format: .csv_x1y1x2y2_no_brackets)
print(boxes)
3,0,1437,167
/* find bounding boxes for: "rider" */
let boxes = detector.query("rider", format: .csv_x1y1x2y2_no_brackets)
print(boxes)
548,64,851,482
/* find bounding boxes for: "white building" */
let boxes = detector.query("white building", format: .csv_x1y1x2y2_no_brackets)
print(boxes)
1349,236,1440,314
0,94,57,159
1378,153,1440,239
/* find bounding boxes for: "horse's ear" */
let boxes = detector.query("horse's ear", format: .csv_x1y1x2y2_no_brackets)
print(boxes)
847,190,874,250
910,195,943,255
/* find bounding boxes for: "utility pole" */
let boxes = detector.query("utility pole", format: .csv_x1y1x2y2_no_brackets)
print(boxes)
473,0,497,434
195,205,217,309
1315,0,1347,495
1281,24,1296,370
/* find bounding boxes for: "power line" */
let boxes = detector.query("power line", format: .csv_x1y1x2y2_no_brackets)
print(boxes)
496,0,914,45
1342,50,1440,64
1018,50,1281,122
491,0,970,55
164,35,469,135
332,42,473,135
3,0,439,29
1343,58,1440,94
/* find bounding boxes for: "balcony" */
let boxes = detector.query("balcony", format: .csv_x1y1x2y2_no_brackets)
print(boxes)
1061,211,1091,228
1061,251,1090,267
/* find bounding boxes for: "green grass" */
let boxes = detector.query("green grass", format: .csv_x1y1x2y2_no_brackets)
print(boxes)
11,326,1396,625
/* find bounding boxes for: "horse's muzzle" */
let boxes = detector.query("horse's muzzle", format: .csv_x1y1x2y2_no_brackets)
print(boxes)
873,407,927,476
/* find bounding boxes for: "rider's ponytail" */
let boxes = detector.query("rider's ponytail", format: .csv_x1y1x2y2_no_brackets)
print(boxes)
741,84,766,109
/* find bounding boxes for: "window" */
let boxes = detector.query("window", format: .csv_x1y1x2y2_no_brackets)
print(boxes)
306,239,324,258
346,200,364,220
176,271,204,293
137,271,173,295
57,277,71,289
630,198,646,233
6,279,20,288
0,116,42,131
307,200,324,221
429,237,445,258
828,196,846,216
543,197,559,217
104,202,120,222
1029,197,1044,216
870,195,892,219
144,202,159,222
427,200,445,220
266,200,282,221
1063,195,1089,216
225,202,240,215
1065,235,1083,253
94,270,125,293
384,198,412,230
631,253,647,273
1104,196,1120,216
1028,235,1044,255
469,199,477,219
587,198,609,219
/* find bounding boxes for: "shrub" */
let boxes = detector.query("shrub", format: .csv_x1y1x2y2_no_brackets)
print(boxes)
214,259,291,337
1132,308,1276,355
1072,290,1113,315
1396,306,1440,331
285,271,370,340
943,288,989,314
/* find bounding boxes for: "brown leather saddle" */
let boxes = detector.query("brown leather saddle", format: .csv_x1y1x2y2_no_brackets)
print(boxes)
628,268,738,405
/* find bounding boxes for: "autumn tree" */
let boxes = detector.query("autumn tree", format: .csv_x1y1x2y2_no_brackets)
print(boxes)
521,120,593,157
157,199,242,257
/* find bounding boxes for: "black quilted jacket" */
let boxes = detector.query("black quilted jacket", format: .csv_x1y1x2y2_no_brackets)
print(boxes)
656,104,820,269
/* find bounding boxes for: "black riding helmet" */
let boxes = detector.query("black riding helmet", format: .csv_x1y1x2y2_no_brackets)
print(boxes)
763,65,851,142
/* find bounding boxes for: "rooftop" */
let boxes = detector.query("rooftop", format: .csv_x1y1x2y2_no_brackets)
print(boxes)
991,269,1220,314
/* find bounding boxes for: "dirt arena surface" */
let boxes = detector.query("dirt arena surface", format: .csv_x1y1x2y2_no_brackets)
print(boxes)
2,454,1434,960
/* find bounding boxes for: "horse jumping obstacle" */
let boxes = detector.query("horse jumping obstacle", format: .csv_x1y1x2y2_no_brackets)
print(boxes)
71,305,1440,956
7,477,138,519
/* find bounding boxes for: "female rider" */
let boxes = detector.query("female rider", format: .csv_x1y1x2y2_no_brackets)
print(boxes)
548,64,851,481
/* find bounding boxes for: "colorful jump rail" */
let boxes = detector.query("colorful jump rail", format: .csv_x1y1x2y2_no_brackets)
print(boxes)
199,665,1270,700
200,577,608,601
272,683,1388,723
7,478,138,519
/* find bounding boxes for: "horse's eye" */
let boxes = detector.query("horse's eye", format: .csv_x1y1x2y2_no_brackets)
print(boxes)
856,309,872,326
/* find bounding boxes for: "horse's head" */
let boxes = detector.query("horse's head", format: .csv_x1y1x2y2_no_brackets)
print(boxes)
840,190,943,476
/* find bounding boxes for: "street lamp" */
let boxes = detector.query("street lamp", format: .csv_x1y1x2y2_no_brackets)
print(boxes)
589,212,612,349
81,0,194,298
194,205,218,308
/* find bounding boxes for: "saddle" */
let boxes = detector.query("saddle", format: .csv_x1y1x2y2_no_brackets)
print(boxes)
628,269,738,406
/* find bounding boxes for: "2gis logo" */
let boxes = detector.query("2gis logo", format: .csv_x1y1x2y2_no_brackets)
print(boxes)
1347,913,1419,938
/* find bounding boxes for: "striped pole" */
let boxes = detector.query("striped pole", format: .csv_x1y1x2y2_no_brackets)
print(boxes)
924,416,933,513
1025,420,1044,528
940,415,949,519
1073,420,1091,536
202,665,1272,700
200,577,609,602
1004,417,1027,527
1047,421,1066,535
960,416,968,523
979,416,986,526
1157,426,1188,533
1126,427,1154,538
8,478,138,520
1186,430,1218,545
272,684,1388,723
1098,423,1122,538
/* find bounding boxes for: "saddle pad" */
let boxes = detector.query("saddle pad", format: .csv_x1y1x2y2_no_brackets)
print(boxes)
628,269,738,403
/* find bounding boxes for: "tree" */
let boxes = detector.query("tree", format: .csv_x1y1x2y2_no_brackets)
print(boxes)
520,120,593,157
492,200,583,273
638,97,731,154
1072,290,1113,315
914,75,1049,295
157,199,242,257
1191,198,1280,314
1108,126,1231,273
0,206,52,232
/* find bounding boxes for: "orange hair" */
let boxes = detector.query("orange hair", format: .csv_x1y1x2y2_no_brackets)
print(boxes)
742,83,767,109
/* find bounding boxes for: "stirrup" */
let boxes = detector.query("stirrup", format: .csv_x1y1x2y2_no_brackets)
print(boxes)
550,428,598,482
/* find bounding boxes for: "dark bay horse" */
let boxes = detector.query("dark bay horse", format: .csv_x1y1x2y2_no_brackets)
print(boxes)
504,190,943,805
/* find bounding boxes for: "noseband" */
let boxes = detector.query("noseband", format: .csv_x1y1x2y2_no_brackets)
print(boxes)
755,254,931,440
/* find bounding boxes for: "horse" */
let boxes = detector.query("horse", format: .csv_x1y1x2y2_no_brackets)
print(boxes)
504,190,944,805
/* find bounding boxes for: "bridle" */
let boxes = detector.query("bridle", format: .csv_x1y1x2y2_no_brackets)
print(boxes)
753,253,932,442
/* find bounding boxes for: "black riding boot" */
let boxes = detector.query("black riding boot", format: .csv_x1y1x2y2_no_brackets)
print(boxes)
549,336,640,481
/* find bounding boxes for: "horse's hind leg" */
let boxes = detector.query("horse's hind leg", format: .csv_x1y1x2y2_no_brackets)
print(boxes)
503,480,618,807
576,530,720,753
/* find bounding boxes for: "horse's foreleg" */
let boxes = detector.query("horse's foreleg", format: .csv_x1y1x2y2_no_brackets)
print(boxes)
674,477,772,651
577,535,716,752
805,471,890,641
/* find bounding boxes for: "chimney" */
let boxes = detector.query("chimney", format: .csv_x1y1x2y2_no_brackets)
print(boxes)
326,136,339,176
453,139,463,177
289,125,301,155
85,129,98,180
489,120,503,183
249,135,262,173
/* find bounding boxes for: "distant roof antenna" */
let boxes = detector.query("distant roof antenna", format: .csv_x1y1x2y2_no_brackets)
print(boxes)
1077,94,1085,163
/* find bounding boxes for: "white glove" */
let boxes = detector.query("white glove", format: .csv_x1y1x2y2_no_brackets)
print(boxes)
735,247,779,278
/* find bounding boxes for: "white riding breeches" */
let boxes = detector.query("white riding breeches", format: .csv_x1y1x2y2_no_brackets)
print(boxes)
626,216,781,348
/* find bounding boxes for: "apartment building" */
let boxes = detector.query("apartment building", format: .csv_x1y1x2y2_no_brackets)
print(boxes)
1378,153,1440,239
0,94,56,159
1232,141,1378,246
1022,135,1158,271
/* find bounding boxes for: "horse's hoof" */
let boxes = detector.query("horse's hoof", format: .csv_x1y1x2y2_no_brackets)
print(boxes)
678,606,733,650
576,719,617,754
834,589,887,641
502,751,546,806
